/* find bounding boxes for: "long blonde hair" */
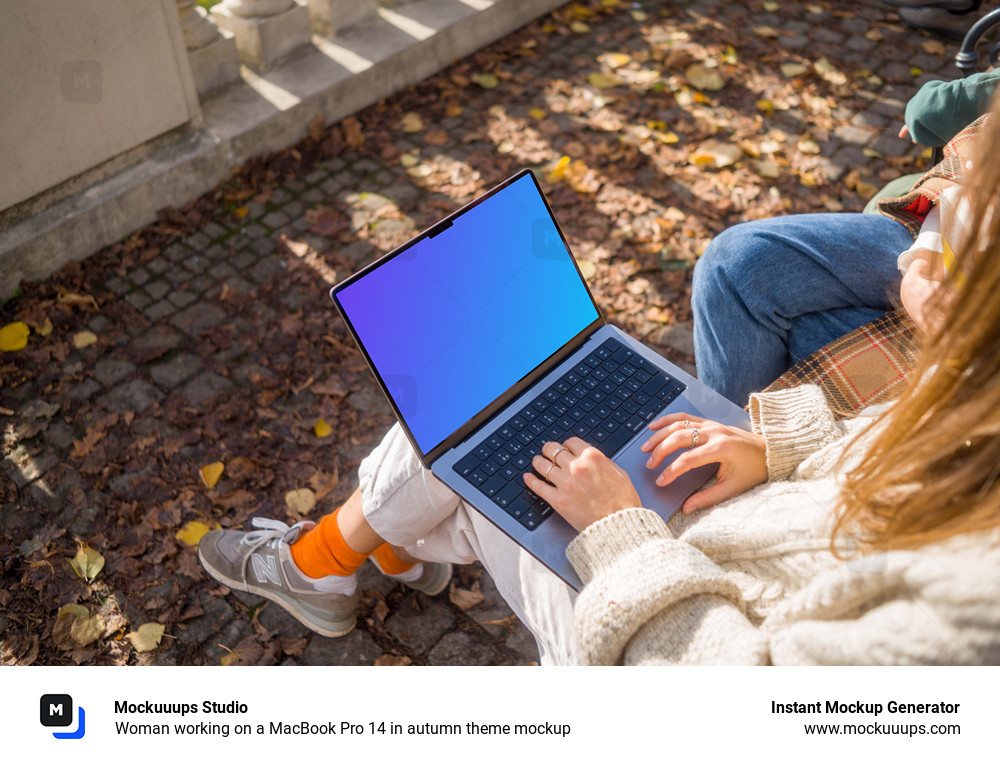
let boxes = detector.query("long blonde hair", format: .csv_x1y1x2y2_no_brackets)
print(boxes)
834,100,1000,552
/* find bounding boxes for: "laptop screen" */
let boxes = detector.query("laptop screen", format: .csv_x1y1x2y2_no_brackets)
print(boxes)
334,172,600,456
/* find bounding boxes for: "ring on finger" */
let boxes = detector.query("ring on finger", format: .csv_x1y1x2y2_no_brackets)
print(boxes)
550,446,569,465
688,427,700,447
543,462,555,481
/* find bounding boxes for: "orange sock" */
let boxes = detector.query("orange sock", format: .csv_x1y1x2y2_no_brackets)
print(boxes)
371,543,415,576
290,509,368,579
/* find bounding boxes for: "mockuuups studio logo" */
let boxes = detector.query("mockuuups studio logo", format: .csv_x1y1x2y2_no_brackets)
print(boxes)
60,61,102,104
40,694,86,739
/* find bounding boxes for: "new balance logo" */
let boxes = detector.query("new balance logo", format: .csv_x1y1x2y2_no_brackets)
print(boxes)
251,553,281,585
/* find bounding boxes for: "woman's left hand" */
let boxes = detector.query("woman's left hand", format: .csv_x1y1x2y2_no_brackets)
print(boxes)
523,438,641,532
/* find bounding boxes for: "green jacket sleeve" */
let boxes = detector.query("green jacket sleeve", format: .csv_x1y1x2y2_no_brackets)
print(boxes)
904,69,1000,147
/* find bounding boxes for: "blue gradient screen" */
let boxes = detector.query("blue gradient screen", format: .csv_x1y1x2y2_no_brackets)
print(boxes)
336,174,600,454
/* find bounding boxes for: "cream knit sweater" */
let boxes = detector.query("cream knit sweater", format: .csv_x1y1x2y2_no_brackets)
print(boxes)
565,385,1000,665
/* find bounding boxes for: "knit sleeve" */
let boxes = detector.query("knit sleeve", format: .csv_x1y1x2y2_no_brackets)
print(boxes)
747,385,846,481
904,70,1000,148
567,509,1000,665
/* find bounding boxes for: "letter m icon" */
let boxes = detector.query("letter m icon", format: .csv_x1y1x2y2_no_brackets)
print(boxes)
251,553,281,585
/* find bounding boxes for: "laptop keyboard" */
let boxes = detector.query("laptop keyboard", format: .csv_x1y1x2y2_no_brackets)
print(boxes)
453,338,687,532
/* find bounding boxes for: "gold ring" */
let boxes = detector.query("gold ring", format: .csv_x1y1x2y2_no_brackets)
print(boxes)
550,446,569,465
543,462,554,481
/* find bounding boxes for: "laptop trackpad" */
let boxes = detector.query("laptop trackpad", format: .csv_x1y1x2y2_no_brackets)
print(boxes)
614,437,718,521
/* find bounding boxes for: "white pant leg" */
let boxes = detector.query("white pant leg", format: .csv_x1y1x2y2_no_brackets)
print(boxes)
359,424,580,665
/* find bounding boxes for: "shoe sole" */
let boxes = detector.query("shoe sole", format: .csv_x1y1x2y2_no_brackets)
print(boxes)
412,563,453,597
198,548,356,638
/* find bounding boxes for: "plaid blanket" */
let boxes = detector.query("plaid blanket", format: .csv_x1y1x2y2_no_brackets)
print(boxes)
761,309,920,419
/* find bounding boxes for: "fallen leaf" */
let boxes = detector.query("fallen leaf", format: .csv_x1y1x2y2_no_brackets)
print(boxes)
922,39,945,55
598,52,632,69
470,72,499,89
630,9,647,21
528,107,547,120
754,159,781,179
587,72,624,89
35,317,53,337
400,112,424,133
797,138,821,155
577,259,597,280
449,581,484,610
570,20,590,34
0,321,30,352
57,290,99,310
423,129,449,146
314,418,332,438
127,622,165,653
374,654,413,666
176,520,218,548
285,488,316,517
233,206,249,219
200,461,225,489
70,544,105,581
685,63,724,91
780,62,809,78
72,331,98,349
653,130,680,144
53,604,90,649
763,0,779,9
70,613,106,647
910,67,922,77
690,140,743,168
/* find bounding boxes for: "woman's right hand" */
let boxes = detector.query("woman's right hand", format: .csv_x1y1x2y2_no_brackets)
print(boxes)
641,412,768,514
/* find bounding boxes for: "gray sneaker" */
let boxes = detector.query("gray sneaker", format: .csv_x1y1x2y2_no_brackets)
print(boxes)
198,518,357,637
370,556,453,596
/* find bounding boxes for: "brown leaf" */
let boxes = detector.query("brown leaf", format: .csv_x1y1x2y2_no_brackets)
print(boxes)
308,114,326,142
374,653,412,666
448,581,484,610
304,206,348,238
340,116,364,149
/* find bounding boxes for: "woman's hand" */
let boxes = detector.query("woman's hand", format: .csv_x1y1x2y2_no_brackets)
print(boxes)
641,412,767,514
523,438,641,532
900,251,954,335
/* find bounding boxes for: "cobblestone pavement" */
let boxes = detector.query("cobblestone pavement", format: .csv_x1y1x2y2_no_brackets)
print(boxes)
2,0,995,665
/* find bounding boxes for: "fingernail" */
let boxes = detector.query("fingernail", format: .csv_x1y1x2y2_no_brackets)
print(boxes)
656,476,665,486
645,458,653,468
640,441,650,452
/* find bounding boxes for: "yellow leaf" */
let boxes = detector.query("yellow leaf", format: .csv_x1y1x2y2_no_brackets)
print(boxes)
756,99,774,114
234,206,249,219
576,259,597,280
529,108,548,120
127,622,165,653
176,520,218,548
763,0,779,9
690,140,743,168
798,138,821,155
470,72,499,89
856,180,879,198
57,291,99,310
36,317,53,337
723,45,738,65
0,321,30,352
400,112,424,133
910,67,923,77
922,39,945,55
73,331,98,349
806,4,823,13
570,20,590,33
285,488,316,517
780,62,809,78
399,152,419,168
314,418,332,438
654,130,680,144
200,461,225,489
70,544,105,581
70,613,106,646
630,9,647,21
601,0,620,6
685,63,725,91
800,172,818,187
587,72,624,89
598,52,632,69
548,156,571,181
445,102,464,117
754,159,781,179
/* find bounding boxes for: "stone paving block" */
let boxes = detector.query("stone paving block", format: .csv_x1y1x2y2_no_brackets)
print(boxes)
125,291,153,311
176,595,235,648
65,378,102,401
299,630,383,666
105,276,129,295
94,358,136,387
150,352,203,388
144,299,176,322
168,289,197,309
427,632,497,665
171,302,227,335
181,371,234,407
44,421,78,451
145,281,171,301
98,379,163,413
133,325,184,355
384,595,455,655
130,266,152,285
248,258,286,284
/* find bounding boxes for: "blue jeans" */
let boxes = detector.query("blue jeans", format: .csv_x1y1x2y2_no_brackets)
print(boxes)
692,213,914,405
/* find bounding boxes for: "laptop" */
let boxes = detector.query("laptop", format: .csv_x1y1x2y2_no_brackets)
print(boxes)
331,169,750,590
